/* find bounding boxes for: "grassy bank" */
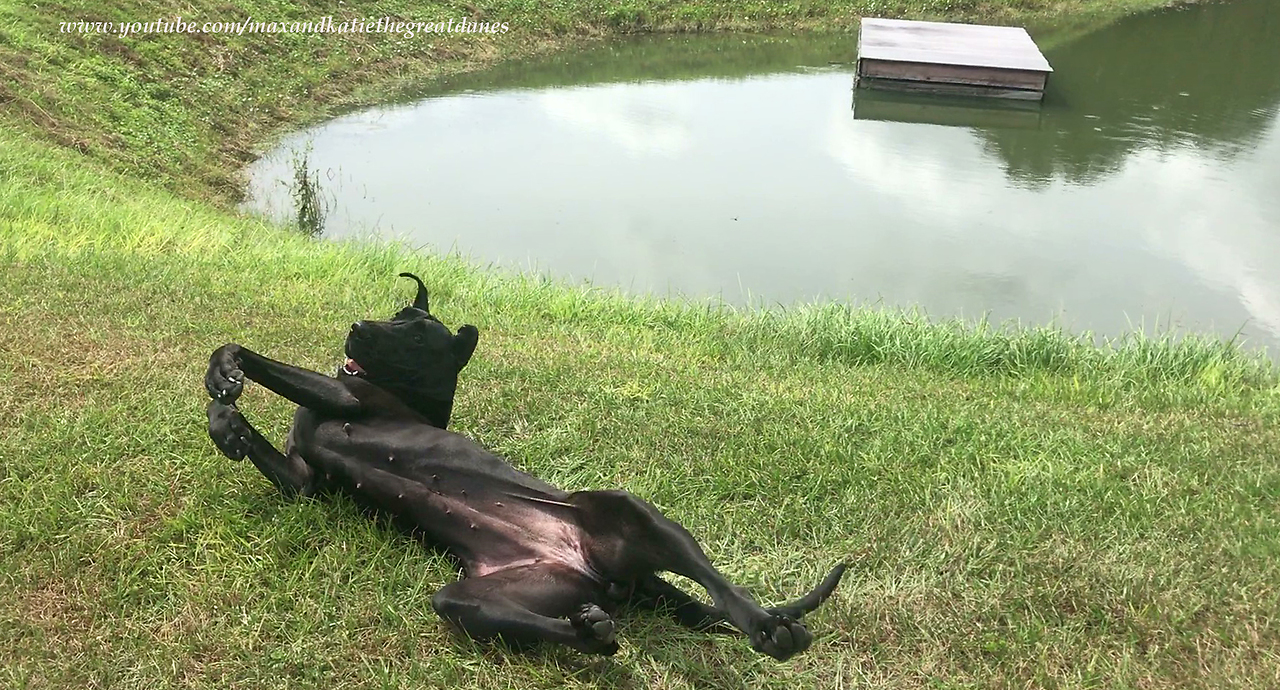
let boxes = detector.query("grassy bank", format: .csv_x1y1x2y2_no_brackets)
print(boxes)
2,0,1199,204
3,126,1280,687
5,0,1279,687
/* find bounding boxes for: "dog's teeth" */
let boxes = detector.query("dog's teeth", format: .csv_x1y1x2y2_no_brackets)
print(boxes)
343,423,352,435
494,502,503,507
356,482,363,489
397,493,404,499
388,454,394,462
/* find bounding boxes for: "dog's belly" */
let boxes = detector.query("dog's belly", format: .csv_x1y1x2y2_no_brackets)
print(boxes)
396,484,595,579
297,418,598,580
463,507,594,579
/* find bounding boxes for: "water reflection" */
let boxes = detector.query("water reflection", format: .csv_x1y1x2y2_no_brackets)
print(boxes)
983,0,1280,186
244,0,1280,357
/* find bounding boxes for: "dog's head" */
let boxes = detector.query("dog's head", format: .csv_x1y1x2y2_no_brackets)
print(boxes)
341,272,479,428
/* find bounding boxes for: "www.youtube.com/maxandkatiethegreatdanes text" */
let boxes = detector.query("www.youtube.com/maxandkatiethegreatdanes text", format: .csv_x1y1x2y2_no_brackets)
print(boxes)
60,16,510,38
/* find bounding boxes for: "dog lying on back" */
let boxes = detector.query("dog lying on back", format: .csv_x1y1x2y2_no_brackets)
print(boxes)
205,273,845,659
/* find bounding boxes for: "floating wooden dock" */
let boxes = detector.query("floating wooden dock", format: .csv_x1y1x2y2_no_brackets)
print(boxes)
856,18,1052,101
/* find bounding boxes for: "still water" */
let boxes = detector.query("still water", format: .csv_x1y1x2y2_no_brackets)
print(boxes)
244,0,1280,356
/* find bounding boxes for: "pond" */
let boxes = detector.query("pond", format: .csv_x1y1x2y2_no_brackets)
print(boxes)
243,0,1280,358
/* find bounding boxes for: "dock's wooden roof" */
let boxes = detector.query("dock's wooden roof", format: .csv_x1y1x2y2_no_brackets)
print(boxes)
859,18,1053,73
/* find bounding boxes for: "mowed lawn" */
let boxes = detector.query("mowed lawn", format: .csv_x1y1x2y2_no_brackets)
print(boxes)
2,130,1279,688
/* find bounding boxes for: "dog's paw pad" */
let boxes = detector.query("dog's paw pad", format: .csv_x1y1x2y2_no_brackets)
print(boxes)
207,401,252,461
205,346,245,403
751,615,812,661
570,604,617,654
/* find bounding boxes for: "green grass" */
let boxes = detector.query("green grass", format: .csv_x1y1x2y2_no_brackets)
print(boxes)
3,120,1280,687
5,0,1279,686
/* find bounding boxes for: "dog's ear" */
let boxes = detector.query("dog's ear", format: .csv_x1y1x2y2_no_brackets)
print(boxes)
453,325,478,370
398,272,430,313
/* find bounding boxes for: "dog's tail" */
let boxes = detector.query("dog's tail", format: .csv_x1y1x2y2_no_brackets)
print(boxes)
768,562,848,619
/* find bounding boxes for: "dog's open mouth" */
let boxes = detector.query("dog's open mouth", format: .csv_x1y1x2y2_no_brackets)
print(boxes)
341,358,365,376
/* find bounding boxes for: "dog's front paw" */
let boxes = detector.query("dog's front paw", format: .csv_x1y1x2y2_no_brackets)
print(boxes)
750,614,812,661
205,344,245,404
569,604,618,656
207,399,252,460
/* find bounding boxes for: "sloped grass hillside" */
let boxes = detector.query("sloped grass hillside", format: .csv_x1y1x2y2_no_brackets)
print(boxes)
3,128,1279,688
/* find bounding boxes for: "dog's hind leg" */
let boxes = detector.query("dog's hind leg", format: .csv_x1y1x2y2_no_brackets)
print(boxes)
631,568,848,635
207,400,318,497
431,564,619,655
629,574,734,633
572,490,845,661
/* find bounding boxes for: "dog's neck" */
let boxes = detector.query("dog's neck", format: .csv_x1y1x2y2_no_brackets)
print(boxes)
337,362,454,429
408,396,454,430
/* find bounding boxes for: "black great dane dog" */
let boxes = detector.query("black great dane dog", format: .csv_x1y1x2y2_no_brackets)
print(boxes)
204,273,845,660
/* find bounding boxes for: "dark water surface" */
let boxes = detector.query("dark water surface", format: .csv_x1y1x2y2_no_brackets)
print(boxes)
244,0,1280,356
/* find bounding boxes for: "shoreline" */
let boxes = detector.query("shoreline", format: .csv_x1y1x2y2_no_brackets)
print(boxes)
1,0,1203,205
